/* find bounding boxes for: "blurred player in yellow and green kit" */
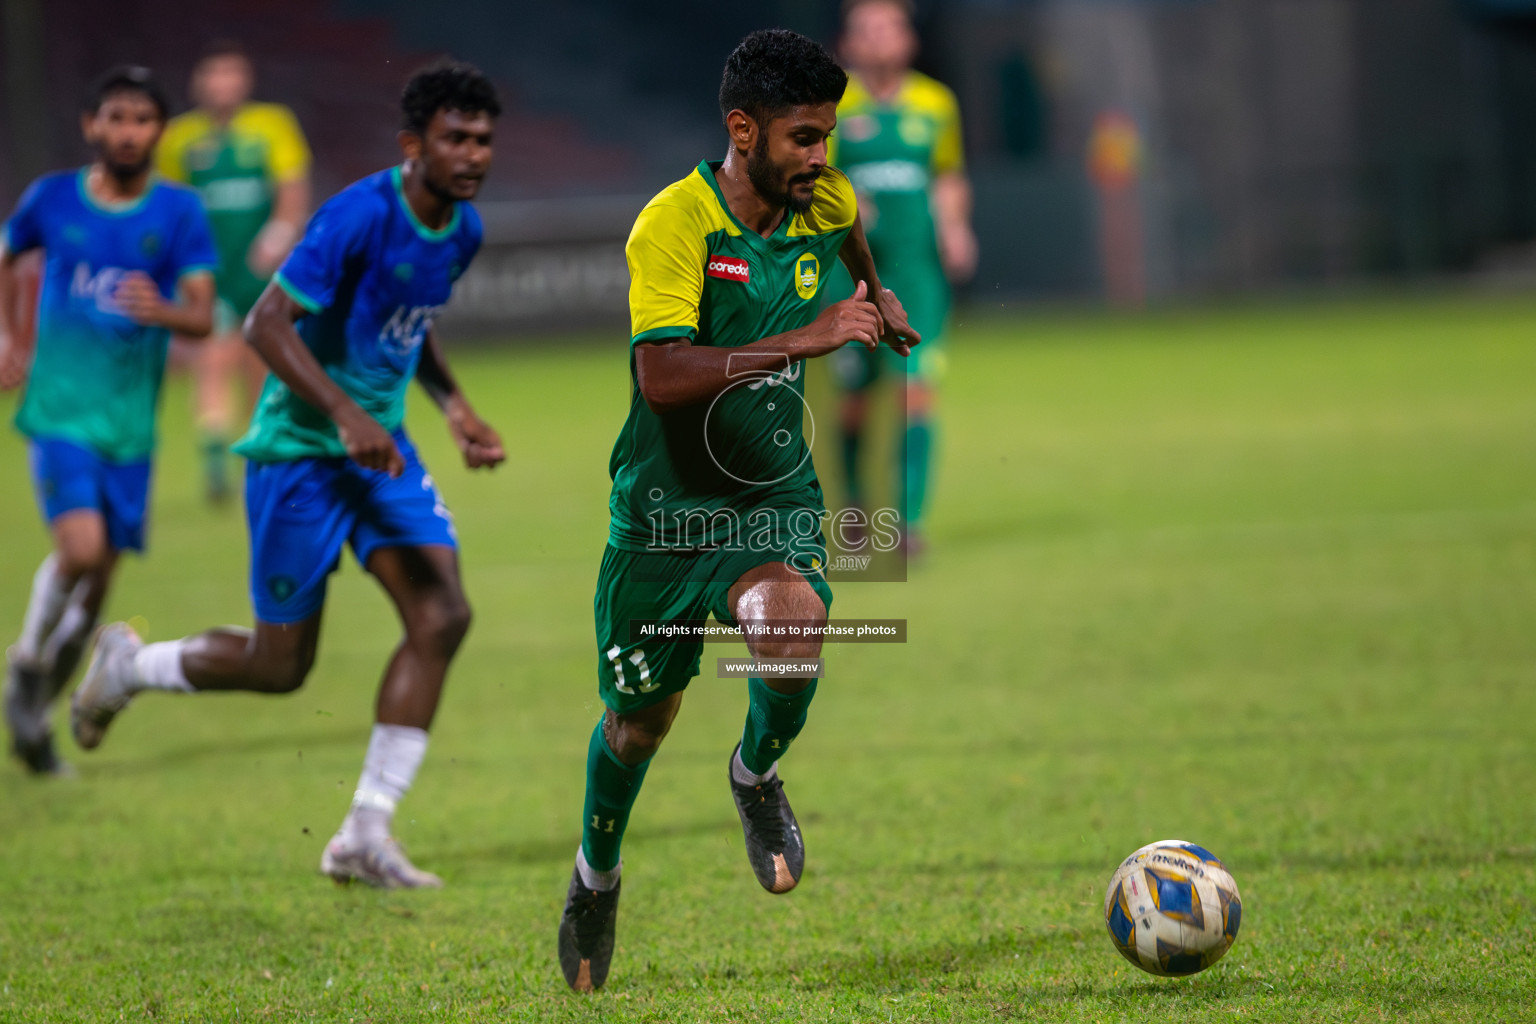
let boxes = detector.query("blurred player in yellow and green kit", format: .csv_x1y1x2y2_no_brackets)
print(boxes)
829,0,976,555
157,41,311,503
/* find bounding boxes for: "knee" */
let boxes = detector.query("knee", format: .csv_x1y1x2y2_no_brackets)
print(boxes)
753,634,824,663
250,647,314,693
614,721,667,763
55,539,110,580
408,594,473,657
608,708,674,764
905,383,932,418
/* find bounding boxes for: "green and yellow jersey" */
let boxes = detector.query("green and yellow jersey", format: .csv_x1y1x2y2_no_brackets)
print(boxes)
157,102,311,318
828,70,963,359
608,160,858,554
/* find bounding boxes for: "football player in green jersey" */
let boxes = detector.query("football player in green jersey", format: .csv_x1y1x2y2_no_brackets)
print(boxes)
828,0,978,557
158,41,312,503
556,29,918,992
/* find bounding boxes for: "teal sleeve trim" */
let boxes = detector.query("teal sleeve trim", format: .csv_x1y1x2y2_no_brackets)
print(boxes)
631,325,697,347
273,271,324,315
177,264,217,279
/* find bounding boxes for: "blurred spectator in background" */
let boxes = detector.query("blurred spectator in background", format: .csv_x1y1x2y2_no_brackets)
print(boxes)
1086,109,1145,308
158,41,311,504
829,0,976,558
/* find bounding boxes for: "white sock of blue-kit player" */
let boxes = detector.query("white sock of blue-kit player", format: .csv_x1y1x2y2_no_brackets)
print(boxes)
40,590,92,669
15,554,70,664
133,640,194,692
341,724,429,845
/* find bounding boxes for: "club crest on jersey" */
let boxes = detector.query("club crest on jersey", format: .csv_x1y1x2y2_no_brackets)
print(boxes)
794,253,820,300
706,255,749,283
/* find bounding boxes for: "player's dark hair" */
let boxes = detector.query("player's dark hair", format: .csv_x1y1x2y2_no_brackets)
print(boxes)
718,29,848,127
400,60,501,135
197,38,249,64
85,65,169,121
842,0,916,21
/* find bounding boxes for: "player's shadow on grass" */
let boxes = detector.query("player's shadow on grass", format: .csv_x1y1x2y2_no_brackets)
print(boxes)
766,933,1275,1003
90,724,363,775
431,813,824,870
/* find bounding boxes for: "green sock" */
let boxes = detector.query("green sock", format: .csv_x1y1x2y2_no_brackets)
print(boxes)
201,433,229,494
580,719,651,872
840,427,863,508
740,676,819,775
902,419,933,529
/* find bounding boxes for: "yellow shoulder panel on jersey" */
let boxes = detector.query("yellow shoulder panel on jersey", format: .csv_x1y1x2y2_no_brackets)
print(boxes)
155,110,213,182
626,169,738,344
788,166,857,238
904,72,965,175
838,73,875,115
231,103,313,182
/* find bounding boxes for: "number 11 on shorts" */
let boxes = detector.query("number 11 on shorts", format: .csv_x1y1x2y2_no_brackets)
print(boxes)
606,645,656,694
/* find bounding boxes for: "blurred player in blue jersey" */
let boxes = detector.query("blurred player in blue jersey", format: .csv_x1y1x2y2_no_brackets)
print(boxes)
74,62,505,888
0,66,217,775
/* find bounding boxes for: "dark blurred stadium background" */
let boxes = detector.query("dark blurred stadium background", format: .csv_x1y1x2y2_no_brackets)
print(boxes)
6,0,1536,333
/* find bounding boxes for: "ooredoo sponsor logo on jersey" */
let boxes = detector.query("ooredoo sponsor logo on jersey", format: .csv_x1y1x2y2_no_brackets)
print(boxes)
706,255,749,283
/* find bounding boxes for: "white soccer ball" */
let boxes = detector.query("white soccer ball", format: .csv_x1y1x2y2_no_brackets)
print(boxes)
1103,839,1242,977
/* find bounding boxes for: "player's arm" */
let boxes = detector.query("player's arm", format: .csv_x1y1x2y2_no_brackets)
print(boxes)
248,178,310,276
245,283,404,476
634,280,886,415
836,213,920,356
249,107,314,274
930,85,978,283
114,270,216,338
0,242,32,389
415,325,504,469
933,172,977,283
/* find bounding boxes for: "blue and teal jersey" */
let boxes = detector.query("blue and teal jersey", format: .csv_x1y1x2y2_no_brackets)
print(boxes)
234,166,482,463
2,169,217,461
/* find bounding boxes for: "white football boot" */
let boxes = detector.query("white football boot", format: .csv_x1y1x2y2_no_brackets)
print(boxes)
70,623,143,751
320,833,444,889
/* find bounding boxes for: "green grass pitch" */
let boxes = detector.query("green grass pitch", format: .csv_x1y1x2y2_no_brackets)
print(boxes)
2,293,1534,1022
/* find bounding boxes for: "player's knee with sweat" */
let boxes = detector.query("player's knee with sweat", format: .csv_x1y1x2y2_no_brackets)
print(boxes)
607,709,673,765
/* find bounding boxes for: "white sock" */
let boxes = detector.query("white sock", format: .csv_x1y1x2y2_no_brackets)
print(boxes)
15,555,71,664
131,640,194,693
340,724,429,846
731,746,778,786
39,589,93,670
576,845,621,892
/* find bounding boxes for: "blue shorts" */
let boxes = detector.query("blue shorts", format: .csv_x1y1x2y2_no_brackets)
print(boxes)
245,430,457,623
28,437,152,552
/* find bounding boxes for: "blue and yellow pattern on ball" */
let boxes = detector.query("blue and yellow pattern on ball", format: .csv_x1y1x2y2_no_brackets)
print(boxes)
1102,839,1243,977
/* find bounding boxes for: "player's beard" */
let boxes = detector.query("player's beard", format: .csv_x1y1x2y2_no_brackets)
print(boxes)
748,134,817,216
98,146,152,183
422,168,463,204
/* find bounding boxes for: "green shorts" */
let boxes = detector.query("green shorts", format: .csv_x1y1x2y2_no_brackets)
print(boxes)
825,257,949,391
592,543,834,714
214,267,270,332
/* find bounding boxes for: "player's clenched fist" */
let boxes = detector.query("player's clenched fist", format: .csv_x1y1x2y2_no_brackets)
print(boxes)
336,406,405,477
447,400,505,470
803,279,883,356
872,285,920,357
